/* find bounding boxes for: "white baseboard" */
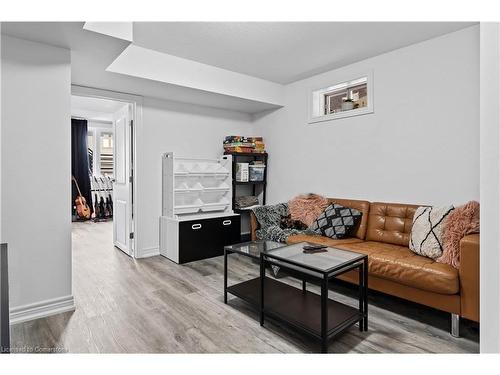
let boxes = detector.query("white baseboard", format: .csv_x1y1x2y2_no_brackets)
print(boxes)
9,295,75,325
137,246,160,258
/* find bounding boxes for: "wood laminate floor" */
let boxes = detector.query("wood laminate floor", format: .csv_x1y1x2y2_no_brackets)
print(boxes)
10,221,479,353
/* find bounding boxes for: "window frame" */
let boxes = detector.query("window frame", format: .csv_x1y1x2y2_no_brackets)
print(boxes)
99,131,114,177
308,71,374,124
100,131,114,151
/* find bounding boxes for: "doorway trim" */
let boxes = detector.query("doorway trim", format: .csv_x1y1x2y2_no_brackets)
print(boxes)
71,85,142,258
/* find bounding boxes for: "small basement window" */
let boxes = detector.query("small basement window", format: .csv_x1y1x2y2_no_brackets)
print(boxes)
309,73,373,123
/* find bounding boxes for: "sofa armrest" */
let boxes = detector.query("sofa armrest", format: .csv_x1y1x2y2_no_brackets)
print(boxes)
250,211,260,241
459,233,479,322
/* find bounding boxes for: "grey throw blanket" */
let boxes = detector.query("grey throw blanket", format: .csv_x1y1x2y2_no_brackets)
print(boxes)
251,203,305,243
251,203,308,277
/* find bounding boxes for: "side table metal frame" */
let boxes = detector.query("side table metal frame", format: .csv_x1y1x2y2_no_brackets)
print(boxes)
260,252,368,353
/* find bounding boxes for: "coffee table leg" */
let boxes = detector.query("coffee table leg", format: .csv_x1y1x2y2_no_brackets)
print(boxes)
224,249,228,304
363,257,368,331
260,254,265,327
321,276,328,353
358,263,364,331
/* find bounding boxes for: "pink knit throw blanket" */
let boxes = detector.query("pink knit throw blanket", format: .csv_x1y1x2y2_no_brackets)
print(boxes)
437,200,480,269
288,193,329,227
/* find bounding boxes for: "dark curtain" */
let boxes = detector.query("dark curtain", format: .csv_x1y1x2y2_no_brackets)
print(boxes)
71,119,93,214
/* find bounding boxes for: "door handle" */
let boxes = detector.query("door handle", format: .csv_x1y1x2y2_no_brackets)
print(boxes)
222,220,231,226
191,224,202,230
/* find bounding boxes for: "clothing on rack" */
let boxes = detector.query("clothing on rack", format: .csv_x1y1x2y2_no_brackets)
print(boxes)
90,174,114,221
88,148,94,174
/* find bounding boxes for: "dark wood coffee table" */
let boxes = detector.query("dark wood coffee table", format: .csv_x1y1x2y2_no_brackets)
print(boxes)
224,240,368,353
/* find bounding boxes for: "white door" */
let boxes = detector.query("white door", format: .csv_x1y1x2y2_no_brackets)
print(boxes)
113,104,134,256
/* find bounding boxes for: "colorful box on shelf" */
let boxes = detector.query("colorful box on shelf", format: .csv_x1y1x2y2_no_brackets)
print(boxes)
223,135,266,154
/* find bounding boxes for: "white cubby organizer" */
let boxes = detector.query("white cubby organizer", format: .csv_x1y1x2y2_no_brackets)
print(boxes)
160,152,240,264
162,153,233,217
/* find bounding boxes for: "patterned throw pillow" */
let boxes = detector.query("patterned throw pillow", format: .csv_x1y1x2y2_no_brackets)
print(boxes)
409,205,454,259
309,203,362,239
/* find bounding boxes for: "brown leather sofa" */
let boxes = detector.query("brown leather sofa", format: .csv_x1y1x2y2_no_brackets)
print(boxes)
250,198,479,336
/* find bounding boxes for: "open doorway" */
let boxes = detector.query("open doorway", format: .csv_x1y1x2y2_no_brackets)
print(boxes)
70,93,135,257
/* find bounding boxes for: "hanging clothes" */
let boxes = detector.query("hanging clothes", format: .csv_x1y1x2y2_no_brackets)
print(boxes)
88,148,94,174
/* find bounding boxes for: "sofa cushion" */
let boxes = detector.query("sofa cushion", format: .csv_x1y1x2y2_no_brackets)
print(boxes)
366,202,420,246
286,234,363,247
334,241,459,295
309,203,362,239
327,198,370,240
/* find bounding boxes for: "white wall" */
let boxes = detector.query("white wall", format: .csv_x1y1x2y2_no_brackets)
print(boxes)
135,98,253,257
479,22,500,354
254,26,480,207
1,36,73,319
0,29,2,240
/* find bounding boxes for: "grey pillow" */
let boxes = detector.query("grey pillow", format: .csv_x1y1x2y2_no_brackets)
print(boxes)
309,203,362,239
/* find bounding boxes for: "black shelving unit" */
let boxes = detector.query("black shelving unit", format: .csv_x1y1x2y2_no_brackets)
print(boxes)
235,181,266,185
224,152,268,213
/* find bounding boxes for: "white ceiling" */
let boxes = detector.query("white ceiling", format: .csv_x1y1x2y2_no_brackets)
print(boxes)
1,22,277,113
2,22,273,113
71,95,128,122
133,22,476,84
2,22,477,113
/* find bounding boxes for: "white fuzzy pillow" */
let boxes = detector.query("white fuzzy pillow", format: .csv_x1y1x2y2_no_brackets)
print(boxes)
409,205,454,259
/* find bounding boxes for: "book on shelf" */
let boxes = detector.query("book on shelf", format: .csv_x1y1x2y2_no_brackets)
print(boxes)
223,136,263,143
224,146,255,154
225,144,264,148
